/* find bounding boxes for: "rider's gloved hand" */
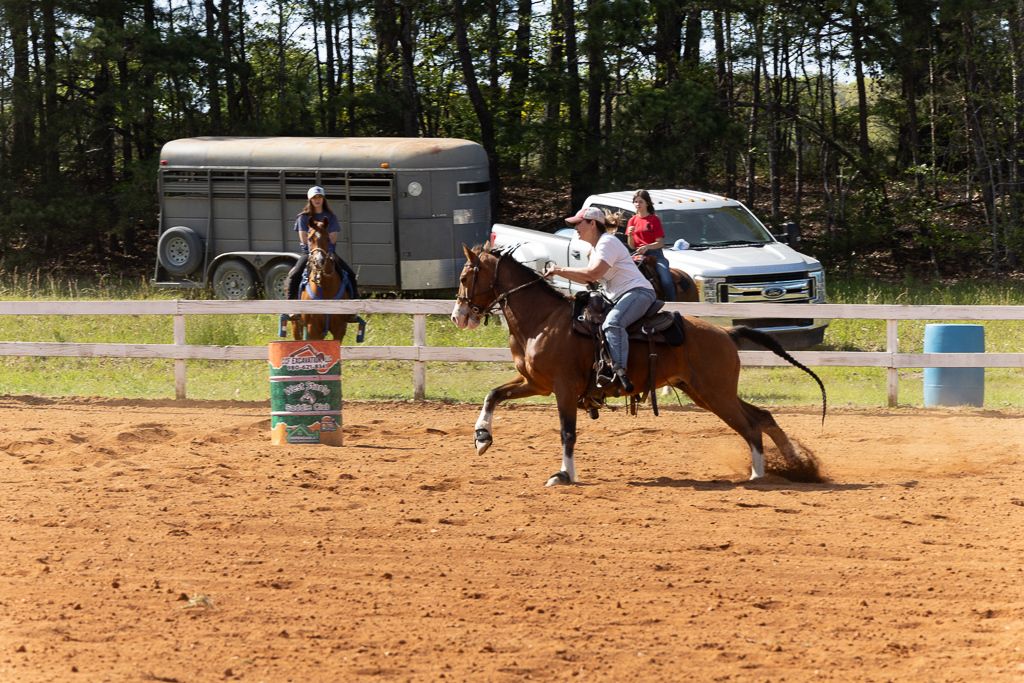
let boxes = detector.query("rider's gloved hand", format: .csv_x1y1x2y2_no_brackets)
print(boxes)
300,243,309,254
327,242,336,254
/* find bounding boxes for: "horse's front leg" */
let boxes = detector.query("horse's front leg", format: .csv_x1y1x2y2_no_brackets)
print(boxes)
545,390,579,487
474,375,539,455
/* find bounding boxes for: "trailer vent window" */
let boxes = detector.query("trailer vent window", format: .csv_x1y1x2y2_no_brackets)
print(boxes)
453,209,475,225
249,171,282,197
458,180,489,195
162,170,208,198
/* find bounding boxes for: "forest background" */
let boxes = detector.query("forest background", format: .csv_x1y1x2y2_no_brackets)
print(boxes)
1,0,1023,283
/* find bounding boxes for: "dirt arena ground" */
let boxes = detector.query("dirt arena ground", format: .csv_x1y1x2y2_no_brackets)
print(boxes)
0,395,1021,682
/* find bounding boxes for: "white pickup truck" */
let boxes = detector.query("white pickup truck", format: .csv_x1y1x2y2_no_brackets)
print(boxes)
490,188,828,349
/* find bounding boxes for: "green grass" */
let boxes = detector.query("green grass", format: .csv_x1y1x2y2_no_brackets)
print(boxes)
0,272,1021,408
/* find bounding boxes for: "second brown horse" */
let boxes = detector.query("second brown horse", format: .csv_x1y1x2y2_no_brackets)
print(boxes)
289,217,358,341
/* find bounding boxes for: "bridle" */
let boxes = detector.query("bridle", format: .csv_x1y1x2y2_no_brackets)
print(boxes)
456,249,543,320
306,223,333,288
307,247,327,287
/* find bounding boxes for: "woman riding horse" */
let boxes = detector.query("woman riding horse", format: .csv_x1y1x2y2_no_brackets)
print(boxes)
289,217,360,341
451,243,825,487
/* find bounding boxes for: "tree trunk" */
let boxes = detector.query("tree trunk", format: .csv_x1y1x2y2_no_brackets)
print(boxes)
139,0,157,156
850,2,871,160
397,3,419,135
1009,0,1024,264
562,0,585,207
7,0,34,178
682,8,702,68
714,10,737,196
504,0,532,175
746,11,763,208
583,0,605,195
453,0,500,218
275,0,288,132
204,0,222,133
117,9,133,176
220,0,238,130
322,0,338,135
653,0,682,86
310,0,326,131
542,0,564,177
766,22,783,222
41,0,60,182
344,1,355,134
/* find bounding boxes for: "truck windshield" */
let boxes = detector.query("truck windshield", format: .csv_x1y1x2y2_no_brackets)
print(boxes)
660,206,774,248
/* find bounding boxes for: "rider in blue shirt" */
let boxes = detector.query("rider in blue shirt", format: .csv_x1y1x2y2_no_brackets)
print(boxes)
284,186,358,300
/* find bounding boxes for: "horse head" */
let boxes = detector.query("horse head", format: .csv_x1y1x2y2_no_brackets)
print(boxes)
306,217,334,286
451,244,500,329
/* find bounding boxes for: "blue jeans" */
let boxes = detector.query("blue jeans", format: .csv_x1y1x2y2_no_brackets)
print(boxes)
602,286,657,370
648,248,675,302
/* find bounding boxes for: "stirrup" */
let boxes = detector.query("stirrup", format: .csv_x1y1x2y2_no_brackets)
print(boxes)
595,367,615,389
615,367,635,394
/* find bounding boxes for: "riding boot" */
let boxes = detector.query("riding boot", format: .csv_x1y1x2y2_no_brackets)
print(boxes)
614,367,635,394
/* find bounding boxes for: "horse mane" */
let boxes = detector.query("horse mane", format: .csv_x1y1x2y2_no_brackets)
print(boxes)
474,243,570,300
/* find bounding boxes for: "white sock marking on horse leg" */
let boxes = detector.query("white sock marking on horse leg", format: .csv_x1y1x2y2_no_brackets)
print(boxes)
749,446,765,480
475,404,493,433
562,455,576,483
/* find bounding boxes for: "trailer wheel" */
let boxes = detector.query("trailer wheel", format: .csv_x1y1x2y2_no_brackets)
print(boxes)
212,260,256,300
157,226,203,276
262,261,295,300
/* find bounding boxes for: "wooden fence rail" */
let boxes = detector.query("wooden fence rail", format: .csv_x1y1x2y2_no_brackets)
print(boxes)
1,300,1022,405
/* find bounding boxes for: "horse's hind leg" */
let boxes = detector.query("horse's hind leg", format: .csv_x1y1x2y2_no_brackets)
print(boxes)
740,400,802,466
677,384,768,480
474,375,540,455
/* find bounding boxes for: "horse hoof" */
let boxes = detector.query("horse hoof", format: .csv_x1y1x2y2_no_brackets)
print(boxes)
474,429,492,455
588,408,599,420
545,471,573,487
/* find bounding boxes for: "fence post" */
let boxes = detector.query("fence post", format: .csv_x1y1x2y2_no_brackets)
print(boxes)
886,319,898,407
174,314,187,400
413,313,427,400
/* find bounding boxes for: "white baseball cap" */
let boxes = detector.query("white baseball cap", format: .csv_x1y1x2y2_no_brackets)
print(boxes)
307,186,325,199
565,206,606,225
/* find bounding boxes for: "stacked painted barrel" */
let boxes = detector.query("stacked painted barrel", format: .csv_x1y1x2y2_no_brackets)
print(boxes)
923,324,984,407
268,340,343,445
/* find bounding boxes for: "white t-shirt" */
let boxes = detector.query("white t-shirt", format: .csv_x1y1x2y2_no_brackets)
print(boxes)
591,233,654,299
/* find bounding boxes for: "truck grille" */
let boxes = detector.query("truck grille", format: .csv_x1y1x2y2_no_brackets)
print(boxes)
718,276,815,303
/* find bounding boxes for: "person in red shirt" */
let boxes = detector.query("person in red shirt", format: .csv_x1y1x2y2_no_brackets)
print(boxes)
625,189,674,301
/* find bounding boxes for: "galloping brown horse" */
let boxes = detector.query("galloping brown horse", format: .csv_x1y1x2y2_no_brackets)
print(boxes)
289,217,358,341
450,244,825,487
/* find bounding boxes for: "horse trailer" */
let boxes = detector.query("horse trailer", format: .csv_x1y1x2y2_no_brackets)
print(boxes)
153,137,491,298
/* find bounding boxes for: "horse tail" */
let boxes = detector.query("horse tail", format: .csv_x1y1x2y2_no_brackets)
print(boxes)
728,326,827,425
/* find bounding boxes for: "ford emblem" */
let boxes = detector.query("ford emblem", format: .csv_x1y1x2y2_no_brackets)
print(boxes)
762,286,786,299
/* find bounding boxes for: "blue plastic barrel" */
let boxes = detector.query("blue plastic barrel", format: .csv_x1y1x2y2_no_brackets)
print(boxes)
923,324,984,407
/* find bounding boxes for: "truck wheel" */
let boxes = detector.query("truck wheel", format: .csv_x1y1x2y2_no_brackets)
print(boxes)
157,226,203,276
212,260,256,300
262,261,294,300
